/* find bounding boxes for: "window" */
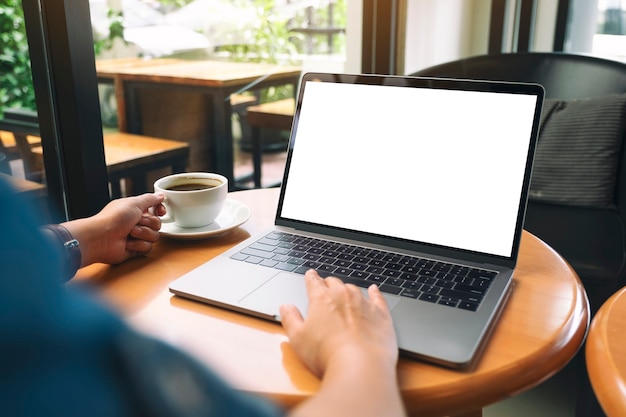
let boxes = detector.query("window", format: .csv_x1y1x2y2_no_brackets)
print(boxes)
21,0,110,220
18,1,516,220
564,0,626,62
89,0,352,191
17,0,357,220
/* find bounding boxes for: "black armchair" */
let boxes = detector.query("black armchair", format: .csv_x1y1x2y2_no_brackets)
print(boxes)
411,52,626,314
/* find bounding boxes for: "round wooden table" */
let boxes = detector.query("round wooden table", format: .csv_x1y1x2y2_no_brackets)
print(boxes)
586,286,626,417
75,188,589,417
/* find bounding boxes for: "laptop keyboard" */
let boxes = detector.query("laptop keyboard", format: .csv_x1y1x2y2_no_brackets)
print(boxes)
230,231,497,312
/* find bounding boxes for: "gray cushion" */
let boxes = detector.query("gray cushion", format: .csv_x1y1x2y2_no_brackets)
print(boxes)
528,93,626,208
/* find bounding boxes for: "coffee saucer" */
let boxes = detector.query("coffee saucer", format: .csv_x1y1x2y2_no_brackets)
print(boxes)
159,199,251,240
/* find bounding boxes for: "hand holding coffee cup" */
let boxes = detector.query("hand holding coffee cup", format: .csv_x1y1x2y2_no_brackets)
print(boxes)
154,172,228,228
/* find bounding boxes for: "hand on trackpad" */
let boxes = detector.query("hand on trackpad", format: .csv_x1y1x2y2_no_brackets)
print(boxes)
239,272,308,320
238,271,401,321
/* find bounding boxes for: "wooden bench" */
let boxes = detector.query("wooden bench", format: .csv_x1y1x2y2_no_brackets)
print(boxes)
30,132,190,198
2,108,191,198
0,130,41,154
105,132,190,197
3,130,190,198
245,98,295,188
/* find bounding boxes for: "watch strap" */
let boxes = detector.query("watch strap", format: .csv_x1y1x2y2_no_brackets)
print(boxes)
41,224,82,279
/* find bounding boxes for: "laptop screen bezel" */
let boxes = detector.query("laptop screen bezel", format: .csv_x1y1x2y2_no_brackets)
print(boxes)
275,72,545,268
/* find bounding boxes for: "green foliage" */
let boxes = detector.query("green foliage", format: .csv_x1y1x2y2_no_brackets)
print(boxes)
217,0,326,101
0,0,36,114
219,0,301,65
155,0,195,12
1,0,346,113
0,1,129,115
219,0,346,61
218,0,347,102
93,9,126,57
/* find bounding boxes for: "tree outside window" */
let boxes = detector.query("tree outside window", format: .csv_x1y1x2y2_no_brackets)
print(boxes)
0,0,36,116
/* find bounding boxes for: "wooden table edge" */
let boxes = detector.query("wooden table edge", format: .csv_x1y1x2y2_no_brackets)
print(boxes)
388,252,589,416
75,189,591,417
238,274,588,417
586,287,626,417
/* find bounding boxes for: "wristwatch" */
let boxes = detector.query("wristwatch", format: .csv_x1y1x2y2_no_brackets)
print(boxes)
41,224,82,279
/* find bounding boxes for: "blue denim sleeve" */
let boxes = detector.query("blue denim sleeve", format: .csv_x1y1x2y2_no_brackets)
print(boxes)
0,177,284,417
112,328,285,417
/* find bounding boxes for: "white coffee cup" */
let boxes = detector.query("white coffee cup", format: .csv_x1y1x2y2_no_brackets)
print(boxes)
154,172,228,228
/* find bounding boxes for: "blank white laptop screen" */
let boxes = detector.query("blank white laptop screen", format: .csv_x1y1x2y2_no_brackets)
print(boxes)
280,80,538,258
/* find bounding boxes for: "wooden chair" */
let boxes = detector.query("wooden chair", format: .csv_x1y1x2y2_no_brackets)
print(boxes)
0,110,45,182
245,98,294,188
13,131,45,182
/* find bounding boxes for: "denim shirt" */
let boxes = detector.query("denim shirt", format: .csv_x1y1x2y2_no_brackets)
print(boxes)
0,178,283,417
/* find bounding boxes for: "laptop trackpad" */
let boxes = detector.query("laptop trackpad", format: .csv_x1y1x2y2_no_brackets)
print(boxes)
239,272,308,319
239,272,401,320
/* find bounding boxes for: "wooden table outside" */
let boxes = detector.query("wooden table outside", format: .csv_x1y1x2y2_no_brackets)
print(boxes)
75,188,589,417
96,58,301,189
586,286,626,417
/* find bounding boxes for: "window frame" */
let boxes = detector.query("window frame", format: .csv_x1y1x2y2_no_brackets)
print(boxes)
23,0,557,222
22,0,109,221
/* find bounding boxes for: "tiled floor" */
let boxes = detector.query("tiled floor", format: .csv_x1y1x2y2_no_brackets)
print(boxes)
485,357,581,416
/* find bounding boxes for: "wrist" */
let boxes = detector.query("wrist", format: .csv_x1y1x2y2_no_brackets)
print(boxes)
325,345,398,380
40,224,82,280
61,217,103,267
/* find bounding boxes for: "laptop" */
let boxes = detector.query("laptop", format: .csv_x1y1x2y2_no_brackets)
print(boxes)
170,72,544,369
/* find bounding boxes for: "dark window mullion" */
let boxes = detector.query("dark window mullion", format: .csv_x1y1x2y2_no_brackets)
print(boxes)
517,0,537,52
489,0,509,53
22,0,109,221
362,0,398,74
553,0,571,51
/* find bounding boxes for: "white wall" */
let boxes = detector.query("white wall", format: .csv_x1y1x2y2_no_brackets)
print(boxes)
344,0,363,73
401,0,491,75
533,0,559,51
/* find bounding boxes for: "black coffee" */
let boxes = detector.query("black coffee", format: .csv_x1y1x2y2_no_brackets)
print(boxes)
166,182,216,191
